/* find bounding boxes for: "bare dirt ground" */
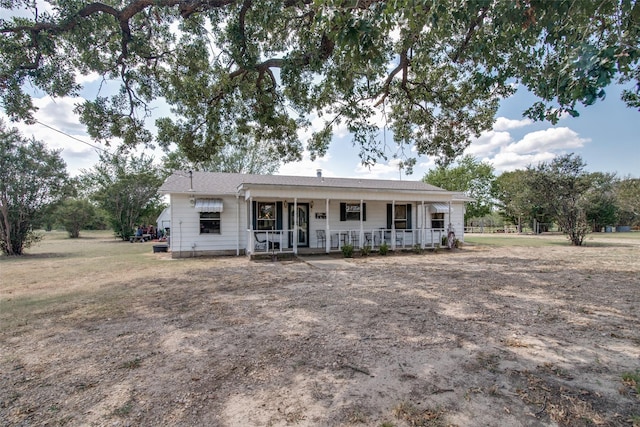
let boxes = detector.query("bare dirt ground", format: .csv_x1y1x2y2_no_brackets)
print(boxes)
1,235,639,426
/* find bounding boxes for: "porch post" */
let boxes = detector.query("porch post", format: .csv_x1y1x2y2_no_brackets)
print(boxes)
325,199,330,253
249,196,253,254
293,198,298,254
236,194,240,256
359,199,364,248
421,200,426,249
391,200,396,250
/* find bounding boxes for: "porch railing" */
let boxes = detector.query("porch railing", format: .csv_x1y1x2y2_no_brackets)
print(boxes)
329,228,447,250
250,228,448,254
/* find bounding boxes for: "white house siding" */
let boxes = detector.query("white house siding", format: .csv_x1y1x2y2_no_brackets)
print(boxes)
449,202,465,241
169,194,245,258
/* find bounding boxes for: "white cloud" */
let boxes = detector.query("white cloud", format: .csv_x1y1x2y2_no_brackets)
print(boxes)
297,111,350,142
33,96,87,135
504,127,588,154
417,157,437,170
493,117,533,131
461,114,591,173
491,151,557,172
466,130,513,157
277,150,335,177
353,158,406,180
75,71,102,85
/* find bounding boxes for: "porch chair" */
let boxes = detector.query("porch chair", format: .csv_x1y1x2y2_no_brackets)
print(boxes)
349,230,359,247
254,232,267,251
316,229,326,248
364,232,373,248
255,232,280,251
382,229,402,246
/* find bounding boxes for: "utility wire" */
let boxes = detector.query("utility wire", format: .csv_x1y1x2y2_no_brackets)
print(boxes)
35,120,114,156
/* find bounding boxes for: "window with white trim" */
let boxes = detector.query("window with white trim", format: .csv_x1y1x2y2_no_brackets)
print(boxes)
431,213,445,229
345,203,361,221
257,202,276,230
200,212,221,234
394,204,408,229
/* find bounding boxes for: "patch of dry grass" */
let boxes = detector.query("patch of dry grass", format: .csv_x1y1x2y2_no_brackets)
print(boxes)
392,401,446,427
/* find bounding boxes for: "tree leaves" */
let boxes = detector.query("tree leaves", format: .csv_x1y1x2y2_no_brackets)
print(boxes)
423,155,495,220
0,0,637,167
81,152,164,240
0,121,69,255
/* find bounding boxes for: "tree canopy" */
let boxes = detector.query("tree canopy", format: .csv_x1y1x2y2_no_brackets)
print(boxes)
422,155,494,220
1,1,638,167
526,154,597,245
0,120,69,255
53,198,98,239
614,177,640,226
82,152,165,240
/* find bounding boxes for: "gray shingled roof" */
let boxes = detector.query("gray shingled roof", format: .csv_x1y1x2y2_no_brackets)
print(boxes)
159,171,449,195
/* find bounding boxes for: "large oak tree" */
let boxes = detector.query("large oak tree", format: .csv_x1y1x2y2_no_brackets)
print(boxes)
1,1,638,166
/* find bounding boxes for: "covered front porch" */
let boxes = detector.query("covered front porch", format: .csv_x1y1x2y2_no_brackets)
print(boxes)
246,197,457,256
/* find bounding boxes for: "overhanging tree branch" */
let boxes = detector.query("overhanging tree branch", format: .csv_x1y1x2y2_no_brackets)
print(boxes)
0,0,636,167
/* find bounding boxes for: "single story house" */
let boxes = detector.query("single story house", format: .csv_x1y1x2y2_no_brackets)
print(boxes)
159,170,470,258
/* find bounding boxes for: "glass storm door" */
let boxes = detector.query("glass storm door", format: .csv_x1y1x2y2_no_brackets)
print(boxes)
288,203,309,248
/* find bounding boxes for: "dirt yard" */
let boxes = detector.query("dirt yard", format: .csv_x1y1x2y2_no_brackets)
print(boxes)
1,234,639,426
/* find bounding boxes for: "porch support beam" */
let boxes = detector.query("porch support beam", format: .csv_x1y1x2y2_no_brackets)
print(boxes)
249,196,253,255
325,198,330,254
421,200,425,249
293,198,298,254
236,194,240,256
391,200,396,250
359,199,364,248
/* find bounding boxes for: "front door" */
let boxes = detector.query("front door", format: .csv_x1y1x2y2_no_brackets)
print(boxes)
288,203,309,248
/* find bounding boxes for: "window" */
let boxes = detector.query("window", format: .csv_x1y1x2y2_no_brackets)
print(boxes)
257,202,276,230
394,205,408,229
345,203,360,221
200,212,221,234
340,202,366,221
431,213,445,229
387,203,411,229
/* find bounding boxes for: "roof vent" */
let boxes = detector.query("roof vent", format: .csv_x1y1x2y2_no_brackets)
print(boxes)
316,169,322,178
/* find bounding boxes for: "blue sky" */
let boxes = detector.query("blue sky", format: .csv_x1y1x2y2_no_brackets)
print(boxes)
2,79,638,181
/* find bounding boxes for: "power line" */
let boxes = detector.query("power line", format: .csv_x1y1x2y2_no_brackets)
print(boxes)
35,120,114,156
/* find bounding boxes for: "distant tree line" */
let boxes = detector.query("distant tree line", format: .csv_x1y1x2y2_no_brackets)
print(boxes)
424,154,640,246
